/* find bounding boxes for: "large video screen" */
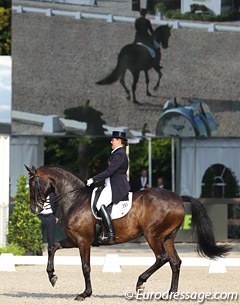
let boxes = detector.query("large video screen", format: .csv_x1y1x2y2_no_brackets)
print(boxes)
12,1,240,137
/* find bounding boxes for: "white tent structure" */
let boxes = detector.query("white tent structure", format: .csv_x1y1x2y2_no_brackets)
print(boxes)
177,138,240,197
0,57,11,247
0,135,10,247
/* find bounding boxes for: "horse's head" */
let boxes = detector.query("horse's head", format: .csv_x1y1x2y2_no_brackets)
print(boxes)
155,25,171,49
25,165,53,215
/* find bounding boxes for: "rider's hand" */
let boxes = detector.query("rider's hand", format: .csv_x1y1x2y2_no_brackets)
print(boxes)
86,178,94,186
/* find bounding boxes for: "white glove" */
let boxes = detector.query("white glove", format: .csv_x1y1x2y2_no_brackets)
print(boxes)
86,178,94,186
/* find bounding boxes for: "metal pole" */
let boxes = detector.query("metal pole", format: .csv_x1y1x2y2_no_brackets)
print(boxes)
193,138,197,197
126,144,130,182
171,137,175,192
148,137,152,187
175,138,181,194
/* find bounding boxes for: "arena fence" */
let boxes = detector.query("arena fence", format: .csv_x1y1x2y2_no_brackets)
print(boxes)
0,252,240,273
12,5,240,33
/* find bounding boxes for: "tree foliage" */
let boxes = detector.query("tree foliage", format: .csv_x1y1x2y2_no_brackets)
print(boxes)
44,136,172,188
0,0,11,55
8,175,43,254
129,138,172,188
44,137,109,179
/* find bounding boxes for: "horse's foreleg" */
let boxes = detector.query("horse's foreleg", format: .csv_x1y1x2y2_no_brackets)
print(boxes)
75,241,92,301
144,70,152,97
153,65,162,91
47,238,76,287
120,75,131,101
132,72,140,104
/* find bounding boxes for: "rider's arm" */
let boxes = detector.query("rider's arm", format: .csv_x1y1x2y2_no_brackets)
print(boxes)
147,19,154,35
92,151,125,183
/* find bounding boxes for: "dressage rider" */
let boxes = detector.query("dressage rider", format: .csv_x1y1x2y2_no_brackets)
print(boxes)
134,8,154,49
86,131,130,244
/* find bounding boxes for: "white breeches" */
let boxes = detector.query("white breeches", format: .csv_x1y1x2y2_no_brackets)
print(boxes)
96,178,112,210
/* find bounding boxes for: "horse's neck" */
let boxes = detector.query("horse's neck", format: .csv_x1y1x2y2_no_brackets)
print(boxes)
51,167,84,196
56,183,84,216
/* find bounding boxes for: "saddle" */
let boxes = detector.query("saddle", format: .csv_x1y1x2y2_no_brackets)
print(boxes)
136,42,156,58
91,187,133,246
91,187,132,220
135,42,163,70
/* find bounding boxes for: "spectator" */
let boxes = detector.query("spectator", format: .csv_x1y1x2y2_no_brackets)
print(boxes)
38,193,59,254
156,176,167,189
135,168,149,191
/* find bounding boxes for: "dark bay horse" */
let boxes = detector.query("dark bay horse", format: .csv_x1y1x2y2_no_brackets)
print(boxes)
96,25,171,104
25,165,230,301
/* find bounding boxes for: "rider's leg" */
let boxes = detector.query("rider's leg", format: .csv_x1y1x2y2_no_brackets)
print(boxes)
96,186,115,244
98,205,115,244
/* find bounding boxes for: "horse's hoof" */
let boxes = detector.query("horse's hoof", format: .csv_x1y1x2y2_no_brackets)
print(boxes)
136,284,145,292
127,95,131,101
74,291,92,301
74,294,86,301
133,100,141,105
50,275,58,287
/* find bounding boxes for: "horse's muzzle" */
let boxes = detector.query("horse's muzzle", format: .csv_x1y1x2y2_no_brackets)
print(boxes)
31,201,44,215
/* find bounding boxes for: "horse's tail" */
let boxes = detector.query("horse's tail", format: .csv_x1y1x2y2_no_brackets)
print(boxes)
181,195,231,259
96,49,128,85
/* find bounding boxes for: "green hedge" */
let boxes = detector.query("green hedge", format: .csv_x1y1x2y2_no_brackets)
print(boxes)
8,175,44,255
0,6,11,55
0,243,25,256
155,6,240,22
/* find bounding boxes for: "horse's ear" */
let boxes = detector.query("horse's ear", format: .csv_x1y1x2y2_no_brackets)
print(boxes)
25,164,31,172
24,164,35,175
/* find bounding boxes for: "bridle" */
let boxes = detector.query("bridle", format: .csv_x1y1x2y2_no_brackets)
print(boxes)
29,169,46,210
29,169,85,210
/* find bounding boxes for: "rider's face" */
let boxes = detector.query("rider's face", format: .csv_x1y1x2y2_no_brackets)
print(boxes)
111,138,121,150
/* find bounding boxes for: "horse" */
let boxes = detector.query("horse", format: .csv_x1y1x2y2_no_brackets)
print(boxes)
25,165,231,301
96,25,171,104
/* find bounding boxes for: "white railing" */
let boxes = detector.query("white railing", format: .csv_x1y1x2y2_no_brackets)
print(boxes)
12,5,240,33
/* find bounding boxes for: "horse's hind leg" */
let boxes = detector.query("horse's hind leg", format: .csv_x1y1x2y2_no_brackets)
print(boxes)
136,239,169,291
163,234,182,293
47,238,76,287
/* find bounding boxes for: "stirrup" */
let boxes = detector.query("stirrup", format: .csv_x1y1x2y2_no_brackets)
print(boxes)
99,234,108,242
99,232,115,244
108,233,115,245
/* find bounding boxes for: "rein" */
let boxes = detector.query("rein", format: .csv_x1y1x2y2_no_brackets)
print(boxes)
54,187,84,203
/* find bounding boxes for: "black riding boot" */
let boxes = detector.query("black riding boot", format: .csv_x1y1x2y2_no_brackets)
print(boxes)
98,205,115,244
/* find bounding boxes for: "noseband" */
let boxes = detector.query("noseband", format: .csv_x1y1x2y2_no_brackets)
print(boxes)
29,169,46,210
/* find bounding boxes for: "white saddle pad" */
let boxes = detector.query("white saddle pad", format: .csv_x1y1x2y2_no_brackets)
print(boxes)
91,187,133,220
